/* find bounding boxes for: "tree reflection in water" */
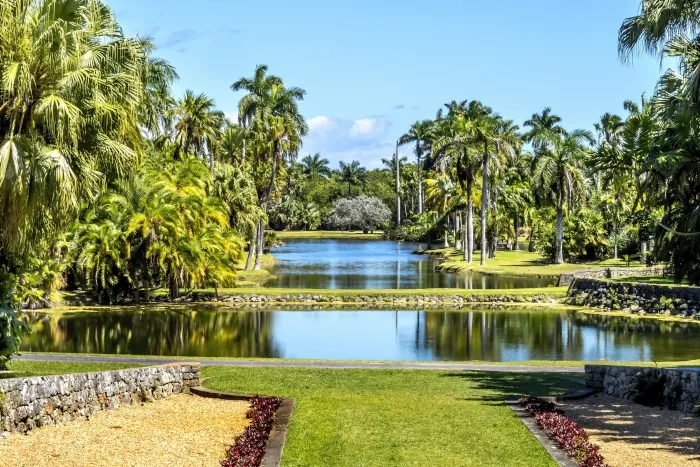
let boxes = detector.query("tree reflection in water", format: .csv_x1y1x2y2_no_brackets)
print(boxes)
23,305,279,358
21,306,700,362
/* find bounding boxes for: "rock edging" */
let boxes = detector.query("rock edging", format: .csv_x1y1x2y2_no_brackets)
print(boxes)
558,266,665,287
0,363,200,435
566,277,700,318
585,364,700,413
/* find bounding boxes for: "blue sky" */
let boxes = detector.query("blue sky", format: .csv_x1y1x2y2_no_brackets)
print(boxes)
111,0,663,169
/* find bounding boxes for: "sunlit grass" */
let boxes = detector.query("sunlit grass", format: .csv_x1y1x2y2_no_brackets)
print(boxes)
272,230,383,239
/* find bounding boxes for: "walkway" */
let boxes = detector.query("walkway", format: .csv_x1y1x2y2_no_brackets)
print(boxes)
19,353,584,373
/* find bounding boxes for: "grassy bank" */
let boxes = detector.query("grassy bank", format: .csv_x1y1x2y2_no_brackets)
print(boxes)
203,366,580,466
608,276,692,286
428,248,645,277
273,230,383,240
231,253,276,287
2,361,142,379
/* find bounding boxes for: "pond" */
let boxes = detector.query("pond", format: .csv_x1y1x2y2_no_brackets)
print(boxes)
263,238,555,289
22,306,700,362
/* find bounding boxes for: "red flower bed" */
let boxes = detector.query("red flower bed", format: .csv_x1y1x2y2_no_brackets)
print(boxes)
221,395,283,467
519,397,607,467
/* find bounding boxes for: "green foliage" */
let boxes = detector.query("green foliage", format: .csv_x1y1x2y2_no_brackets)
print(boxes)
326,196,391,232
532,208,610,262
0,267,29,369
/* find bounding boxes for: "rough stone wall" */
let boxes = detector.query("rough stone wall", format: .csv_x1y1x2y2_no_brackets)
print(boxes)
558,266,665,287
585,364,700,413
567,278,700,318
0,363,200,434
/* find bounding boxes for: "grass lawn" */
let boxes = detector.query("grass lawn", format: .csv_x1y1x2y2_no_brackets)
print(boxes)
203,366,583,466
608,276,694,286
429,248,646,277
273,230,383,240
2,360,142,379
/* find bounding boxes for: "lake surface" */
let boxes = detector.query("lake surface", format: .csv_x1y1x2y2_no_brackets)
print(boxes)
22,306,700,362
263,238,555,289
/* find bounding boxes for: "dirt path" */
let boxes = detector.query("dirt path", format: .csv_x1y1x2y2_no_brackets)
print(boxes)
0,394,249,467
562,394,700,467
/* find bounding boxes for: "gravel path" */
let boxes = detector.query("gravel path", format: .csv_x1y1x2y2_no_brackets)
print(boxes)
18,353,584,373
0,394,249,467
561,394,700,467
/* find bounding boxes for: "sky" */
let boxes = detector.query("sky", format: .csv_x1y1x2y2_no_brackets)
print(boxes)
110,0,664,169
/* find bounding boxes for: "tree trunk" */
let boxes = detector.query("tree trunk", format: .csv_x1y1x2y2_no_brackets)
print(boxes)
555,205,564,264
455,213,462,251
480,154,488,266
513,217,519,250
254,220,264,270
443,222,449,248
613,242,618,260
467,180,474,263
640,241,647,264
395,141,401,225
241,136,246,165
245,224,258,270
417,143,423,214
463,211,468,262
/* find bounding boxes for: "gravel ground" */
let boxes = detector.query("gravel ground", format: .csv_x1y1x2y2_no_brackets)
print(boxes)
0,394,250,467
561,394,700,467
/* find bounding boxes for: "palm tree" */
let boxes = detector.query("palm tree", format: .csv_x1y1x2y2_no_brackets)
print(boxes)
532,130,594,264
338,161,367,196
218,125,246,165
523,108,565,155
399,120,433,214
137,38,179,137
300,153,331,179
171,90,226,171
593,113,624,149
0,0,144,258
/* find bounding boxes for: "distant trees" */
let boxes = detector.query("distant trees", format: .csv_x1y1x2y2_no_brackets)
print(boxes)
326,196,391,233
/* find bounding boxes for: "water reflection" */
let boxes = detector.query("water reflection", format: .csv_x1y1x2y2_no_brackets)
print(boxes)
264,239,556,289
22,306,700,362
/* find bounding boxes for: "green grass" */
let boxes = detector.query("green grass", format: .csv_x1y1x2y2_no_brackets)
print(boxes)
429,248,646,277
2,360,142,379
273,230,383,240
203,366,582,466
608,276,694,286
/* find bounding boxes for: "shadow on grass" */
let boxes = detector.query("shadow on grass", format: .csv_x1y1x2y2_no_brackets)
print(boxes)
443,371,585,401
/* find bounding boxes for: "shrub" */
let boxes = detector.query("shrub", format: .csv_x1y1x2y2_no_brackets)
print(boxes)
519,397,607,467
221,395,283,467
325,196,391,232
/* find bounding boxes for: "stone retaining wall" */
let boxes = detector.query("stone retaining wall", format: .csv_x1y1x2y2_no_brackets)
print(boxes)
558,266,664,287
187,292,564,305
0,363,200,434
585,364,700,413
567,278,700,318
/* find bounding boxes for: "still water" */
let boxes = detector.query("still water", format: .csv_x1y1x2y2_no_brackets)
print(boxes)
22,306,700,362
263,238,555,289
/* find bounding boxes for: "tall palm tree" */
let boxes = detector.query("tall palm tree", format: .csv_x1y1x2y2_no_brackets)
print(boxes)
399,120,433,214
171,90,226,171
218,125,246,165
0,0,144,257
137,38,179,137
300,153,331,179
593,113,624,149
533,130,594,264
338,161,367,196
523,108,565,155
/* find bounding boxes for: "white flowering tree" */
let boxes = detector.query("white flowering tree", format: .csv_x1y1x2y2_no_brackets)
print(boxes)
326,196,391,233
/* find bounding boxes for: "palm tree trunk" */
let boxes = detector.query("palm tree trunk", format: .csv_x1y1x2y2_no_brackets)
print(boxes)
640,241,647,264
245,224,257,270
455,213,462,250
463,211,468,262
613,242,618,260
555,205,564,264
254,220,264,270
395,141,401,225
467,181,474,263
513,217,519,250
241,137,246,165
443,220,449,248
417,143,423,214
480,153,488,266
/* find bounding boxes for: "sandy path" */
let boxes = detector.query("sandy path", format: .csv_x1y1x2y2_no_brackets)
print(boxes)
0,394,250,467
561,394,700,467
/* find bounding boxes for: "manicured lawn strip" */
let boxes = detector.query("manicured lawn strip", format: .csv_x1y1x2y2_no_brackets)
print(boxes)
3,360,143,379
427,248,646,277
273,230,383,240
202,367,584,467
19,353,700,369
608,276,691,286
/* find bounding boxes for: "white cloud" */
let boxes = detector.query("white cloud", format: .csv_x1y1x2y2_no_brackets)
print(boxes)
301,115,398,169
349,118,388,139
308,115,336,132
